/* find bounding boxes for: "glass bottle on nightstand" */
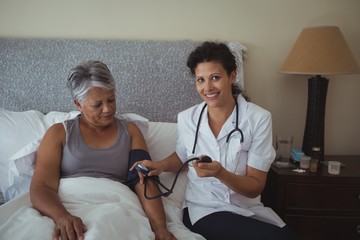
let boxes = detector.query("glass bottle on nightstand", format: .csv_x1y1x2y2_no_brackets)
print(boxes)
309,147,321,172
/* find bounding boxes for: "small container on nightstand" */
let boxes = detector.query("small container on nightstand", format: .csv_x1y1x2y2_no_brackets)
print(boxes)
310,147,321,172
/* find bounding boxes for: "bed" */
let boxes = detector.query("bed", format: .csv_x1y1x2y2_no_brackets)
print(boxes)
0,38,246,239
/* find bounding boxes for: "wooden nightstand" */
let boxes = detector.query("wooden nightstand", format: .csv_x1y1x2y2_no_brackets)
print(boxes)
261,155,360,240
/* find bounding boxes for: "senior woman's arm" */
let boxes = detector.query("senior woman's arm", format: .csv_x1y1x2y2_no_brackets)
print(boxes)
30,123,86,240
128,123,176,240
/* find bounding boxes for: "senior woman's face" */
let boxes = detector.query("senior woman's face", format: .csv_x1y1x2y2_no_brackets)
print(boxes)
76,87,116,127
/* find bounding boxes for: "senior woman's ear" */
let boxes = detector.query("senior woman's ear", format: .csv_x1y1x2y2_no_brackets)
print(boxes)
74,99,83,112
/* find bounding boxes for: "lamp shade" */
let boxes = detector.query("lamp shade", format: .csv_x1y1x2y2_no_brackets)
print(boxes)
280,26,360,75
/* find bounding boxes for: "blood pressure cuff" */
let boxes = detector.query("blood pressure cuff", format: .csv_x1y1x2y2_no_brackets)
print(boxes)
126,149,155,191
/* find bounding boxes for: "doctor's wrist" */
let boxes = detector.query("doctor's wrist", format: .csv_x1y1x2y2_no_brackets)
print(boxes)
215,165,227,181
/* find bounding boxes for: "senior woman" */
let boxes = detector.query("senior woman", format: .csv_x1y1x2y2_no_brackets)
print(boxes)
30,60,175,240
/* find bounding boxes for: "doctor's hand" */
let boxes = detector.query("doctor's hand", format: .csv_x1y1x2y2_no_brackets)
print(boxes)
193,160,224,178
130,160,163,184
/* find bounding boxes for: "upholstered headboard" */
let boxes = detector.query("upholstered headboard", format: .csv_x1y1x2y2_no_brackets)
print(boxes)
0,39,245,122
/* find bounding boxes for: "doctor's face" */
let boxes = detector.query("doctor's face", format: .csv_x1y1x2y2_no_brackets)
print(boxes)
194,61,236,108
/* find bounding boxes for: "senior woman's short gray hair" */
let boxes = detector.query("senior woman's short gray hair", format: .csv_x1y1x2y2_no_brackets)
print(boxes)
67,60,116,103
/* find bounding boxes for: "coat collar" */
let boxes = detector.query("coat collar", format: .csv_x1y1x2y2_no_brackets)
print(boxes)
193,95,248,141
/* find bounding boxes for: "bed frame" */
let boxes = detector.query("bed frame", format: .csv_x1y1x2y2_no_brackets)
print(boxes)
0,38,205,122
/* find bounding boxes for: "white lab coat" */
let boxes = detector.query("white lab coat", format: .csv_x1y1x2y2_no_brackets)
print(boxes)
176,94,285,227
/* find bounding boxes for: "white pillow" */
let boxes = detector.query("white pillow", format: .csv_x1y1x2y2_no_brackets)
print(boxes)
146,122,177,160
0,109,46,195
4,139,40,202
146,122,188,208
8,139,41,186
3,112,150,202
1,110,79,198
44,111,81,128
117,113,149,139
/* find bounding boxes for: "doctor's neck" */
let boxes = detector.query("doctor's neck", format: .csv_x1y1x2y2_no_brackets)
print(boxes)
207,98,236,124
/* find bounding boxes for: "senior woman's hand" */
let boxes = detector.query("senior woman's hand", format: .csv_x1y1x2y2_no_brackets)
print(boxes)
154,227,177,240
52,213,87,240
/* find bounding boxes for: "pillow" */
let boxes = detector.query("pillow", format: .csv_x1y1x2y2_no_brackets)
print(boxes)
1,110,79,197
43,111,81,128
3,112,150,202
4,139,40,202
0,109,46,195
117,113,149,139
146,122,177,160
146,122,188,208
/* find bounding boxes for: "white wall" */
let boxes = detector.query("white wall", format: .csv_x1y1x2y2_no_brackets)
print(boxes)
1,0,359,155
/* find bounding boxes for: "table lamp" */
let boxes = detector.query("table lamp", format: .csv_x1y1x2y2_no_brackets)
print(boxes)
279,26,360,161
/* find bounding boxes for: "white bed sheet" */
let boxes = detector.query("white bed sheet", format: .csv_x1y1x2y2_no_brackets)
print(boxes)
0,177,205,240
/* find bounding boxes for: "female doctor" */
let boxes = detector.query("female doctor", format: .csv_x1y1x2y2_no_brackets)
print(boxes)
137,42,298,240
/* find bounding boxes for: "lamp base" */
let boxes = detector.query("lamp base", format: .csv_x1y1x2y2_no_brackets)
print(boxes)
302,75,328,161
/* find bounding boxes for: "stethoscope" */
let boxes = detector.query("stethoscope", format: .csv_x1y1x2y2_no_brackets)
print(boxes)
141,97,245,200
192,97,244,155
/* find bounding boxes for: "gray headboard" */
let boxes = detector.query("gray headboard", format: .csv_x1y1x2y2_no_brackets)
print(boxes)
0,39,245,122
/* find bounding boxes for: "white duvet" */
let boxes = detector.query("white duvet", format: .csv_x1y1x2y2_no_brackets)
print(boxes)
0,177,205,240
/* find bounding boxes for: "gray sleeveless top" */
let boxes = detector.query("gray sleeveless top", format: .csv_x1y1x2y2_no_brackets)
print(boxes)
61,115,130,183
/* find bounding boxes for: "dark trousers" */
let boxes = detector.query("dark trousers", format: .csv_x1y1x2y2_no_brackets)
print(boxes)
183,208,300,240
